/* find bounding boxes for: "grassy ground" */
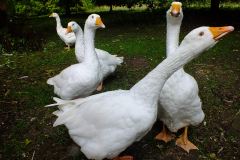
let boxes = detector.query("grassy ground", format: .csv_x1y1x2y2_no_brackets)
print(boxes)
0,9,240,160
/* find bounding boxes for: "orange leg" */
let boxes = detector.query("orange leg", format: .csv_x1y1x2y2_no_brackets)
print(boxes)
96,82,103,91
155,125,175,143
113,155,134,160
176,127,198,153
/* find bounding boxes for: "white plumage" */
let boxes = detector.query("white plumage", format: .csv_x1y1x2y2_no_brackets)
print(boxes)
159,72,204,131
45,25,233,159
51,90,154,159
95,49,124,79
47,14,105,100
67,21,123,79
49,13,76,49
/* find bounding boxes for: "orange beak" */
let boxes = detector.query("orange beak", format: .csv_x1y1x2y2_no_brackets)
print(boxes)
209,26,234,41
170,2,182,17
49,13,53,17
66,26,72,34
96,17,105,28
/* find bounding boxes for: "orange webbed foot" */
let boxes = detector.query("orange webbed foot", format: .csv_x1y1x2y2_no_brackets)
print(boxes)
155,131,175,143
175,127,198,153
155,125,175,143
96,82,103,91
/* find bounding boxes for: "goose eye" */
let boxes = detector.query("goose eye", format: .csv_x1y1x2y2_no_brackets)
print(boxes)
199,32,204,36
92,15,94,19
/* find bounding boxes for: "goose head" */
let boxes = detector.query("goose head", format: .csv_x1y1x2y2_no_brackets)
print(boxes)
49,12,59,18
179,26,234,55
167,2,183,24
66,21,80,34
85,14,105,29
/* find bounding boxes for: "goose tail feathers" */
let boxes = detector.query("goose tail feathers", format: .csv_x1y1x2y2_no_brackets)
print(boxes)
116,56,124,65
45,97,87,127
47,78,54,85
45,97,71,107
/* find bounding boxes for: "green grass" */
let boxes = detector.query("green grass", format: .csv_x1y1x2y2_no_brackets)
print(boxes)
0,10,240,160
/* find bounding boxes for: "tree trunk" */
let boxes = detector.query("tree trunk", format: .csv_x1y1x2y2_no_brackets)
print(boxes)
65,3,71,16
109,4,112,12
0,0,8,28
211,0,220,12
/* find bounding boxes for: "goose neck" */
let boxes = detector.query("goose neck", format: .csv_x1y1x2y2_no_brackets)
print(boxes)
166,22,181,56
130,46,198,105
75,26,84,62
83,25,99,65
55,15,62,29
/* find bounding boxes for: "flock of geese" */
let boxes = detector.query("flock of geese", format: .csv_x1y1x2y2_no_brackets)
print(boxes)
45,2,234,160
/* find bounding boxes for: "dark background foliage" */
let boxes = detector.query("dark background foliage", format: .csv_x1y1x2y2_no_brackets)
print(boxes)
0,0,239,53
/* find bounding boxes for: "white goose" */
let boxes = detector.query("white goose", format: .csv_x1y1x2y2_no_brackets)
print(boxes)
66,21,123,87
49,12,76,50
155,2,205,152
46,26,233,159
47,14,105,100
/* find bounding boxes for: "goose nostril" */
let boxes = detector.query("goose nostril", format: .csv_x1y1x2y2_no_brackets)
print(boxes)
170,12,180,17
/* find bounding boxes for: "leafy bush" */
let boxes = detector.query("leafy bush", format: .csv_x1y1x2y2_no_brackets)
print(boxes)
82,0,94,10
15,0,62,16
